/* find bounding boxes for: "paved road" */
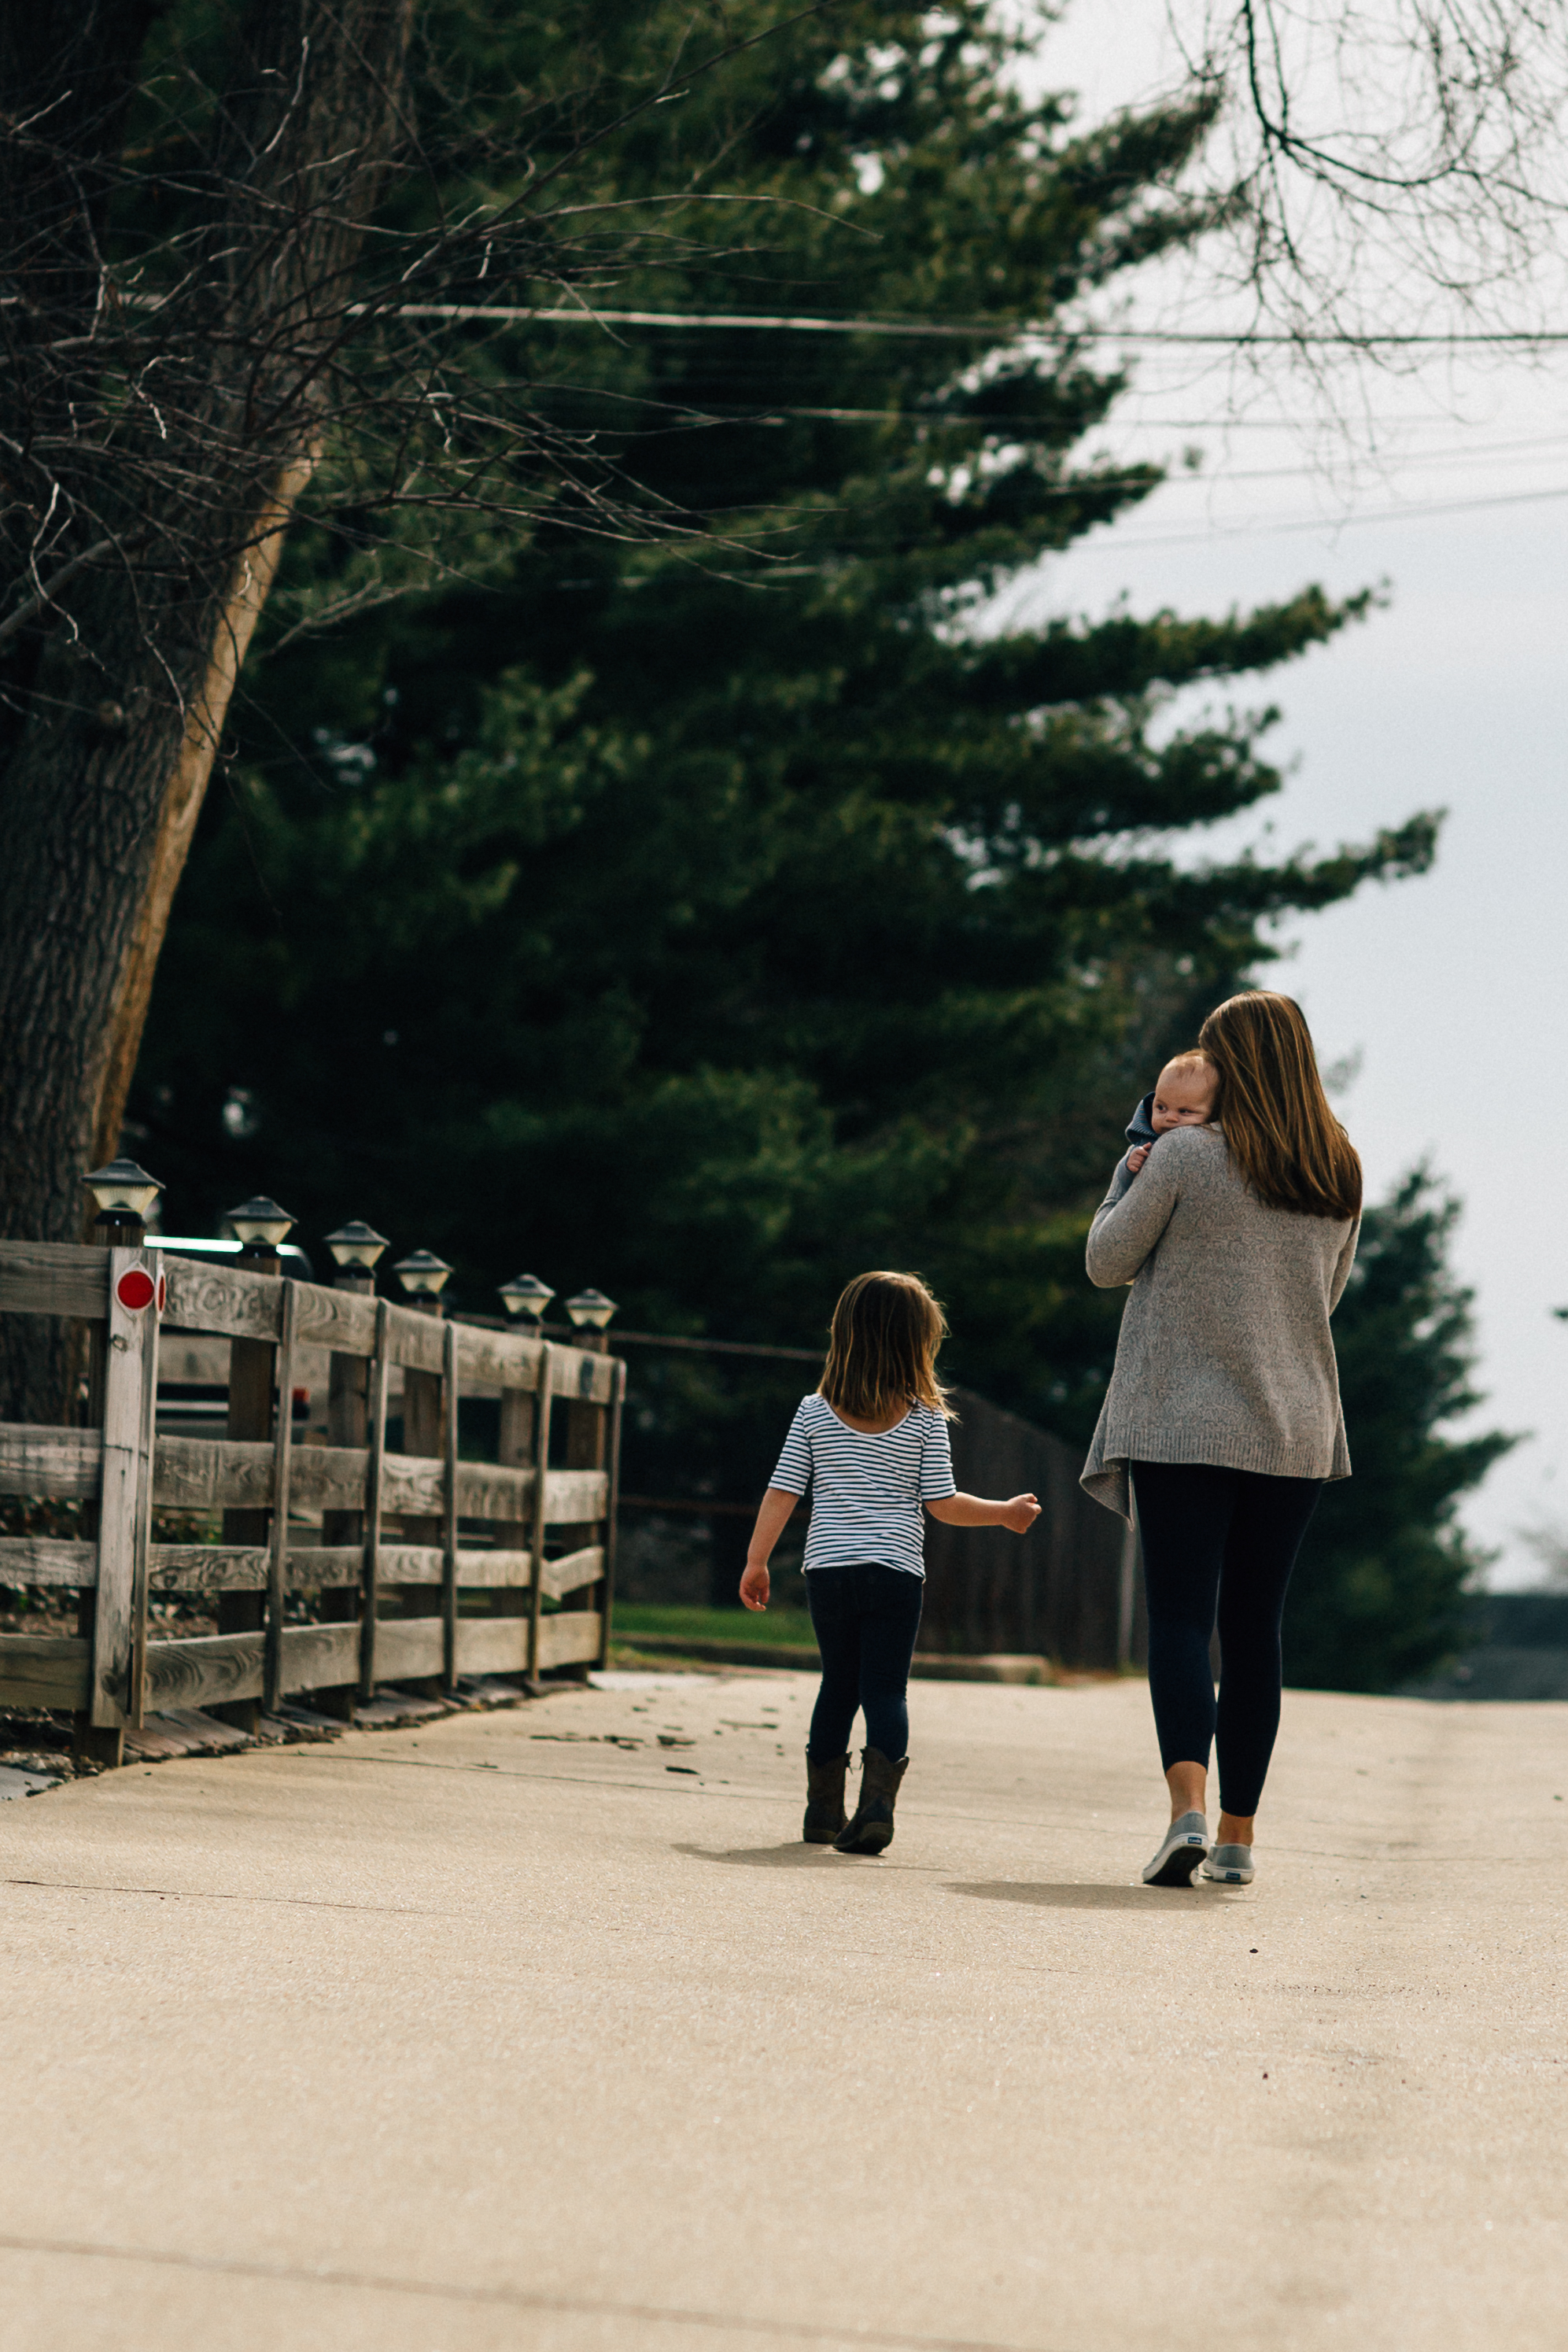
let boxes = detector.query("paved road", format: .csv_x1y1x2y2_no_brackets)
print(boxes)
1,1671,1564,2352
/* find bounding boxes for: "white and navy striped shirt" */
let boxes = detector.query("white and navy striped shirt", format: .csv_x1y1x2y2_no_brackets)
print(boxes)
769,1393,957,1578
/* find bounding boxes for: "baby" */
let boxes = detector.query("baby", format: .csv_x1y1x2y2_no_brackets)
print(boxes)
1124,1050,1217,1176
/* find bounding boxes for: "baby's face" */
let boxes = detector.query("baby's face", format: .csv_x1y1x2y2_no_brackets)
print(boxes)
1149,1062,1216,1132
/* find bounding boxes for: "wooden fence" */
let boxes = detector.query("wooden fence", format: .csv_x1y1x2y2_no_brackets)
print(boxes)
0,1240,625,1758
922,1387,1145,1671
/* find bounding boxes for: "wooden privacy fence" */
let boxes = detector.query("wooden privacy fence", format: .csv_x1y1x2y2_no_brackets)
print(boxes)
922,1387,1145,1672
0,1240,625,1756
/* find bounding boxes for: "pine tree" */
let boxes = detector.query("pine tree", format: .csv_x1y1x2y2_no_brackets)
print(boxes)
1286,1172,1514,1693
135,3,1438,1537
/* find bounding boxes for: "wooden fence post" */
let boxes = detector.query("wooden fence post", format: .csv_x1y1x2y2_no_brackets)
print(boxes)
216,1241,282,1730
358,1299,389,1704
87,1248,152,1753
127,1265,161,1728
596,1358,626,1669
559,1336,609,1682
397,1287,445,1691
73,1207,144,1762
526,1346,556,1688
319,1257,377,1720
441,1317,459,1689
490,1355,540,1642
263,1280,299,1714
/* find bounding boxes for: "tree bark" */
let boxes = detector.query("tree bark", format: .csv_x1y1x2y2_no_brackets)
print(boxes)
90,457,315,1174
0,0,415,1420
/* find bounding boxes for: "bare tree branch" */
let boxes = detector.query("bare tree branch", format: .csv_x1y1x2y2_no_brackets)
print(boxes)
1164,2,1568,349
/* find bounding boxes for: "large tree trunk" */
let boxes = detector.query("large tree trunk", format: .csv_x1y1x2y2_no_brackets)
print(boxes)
0,1,415,1420
0,478,312,1420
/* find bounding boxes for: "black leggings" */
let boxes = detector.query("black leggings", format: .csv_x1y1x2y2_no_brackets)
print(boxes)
805,1563,924,1762
1132,1461,1323,1819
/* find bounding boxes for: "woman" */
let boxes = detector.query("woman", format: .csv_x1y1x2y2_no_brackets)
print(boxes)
1081,991,1361,1889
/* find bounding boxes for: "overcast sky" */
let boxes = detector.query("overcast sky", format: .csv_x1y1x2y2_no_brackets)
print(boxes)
1014,6,1568,1585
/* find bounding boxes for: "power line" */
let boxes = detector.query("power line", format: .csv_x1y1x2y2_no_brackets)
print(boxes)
644,408,1568,481
632,404,1568,463
386,303,986,339
1076,475,1568,552
385,301,1568,350
27,288,1565,352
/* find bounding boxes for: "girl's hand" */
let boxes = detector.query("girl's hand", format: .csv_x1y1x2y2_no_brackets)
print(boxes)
1000,1493,1041,1534
739,1562,770,1611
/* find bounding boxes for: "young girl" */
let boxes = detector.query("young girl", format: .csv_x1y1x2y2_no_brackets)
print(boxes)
740,1271,1041,1854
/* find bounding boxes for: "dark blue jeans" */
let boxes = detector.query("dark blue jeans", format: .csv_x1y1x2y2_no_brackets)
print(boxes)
805,1562,924,1763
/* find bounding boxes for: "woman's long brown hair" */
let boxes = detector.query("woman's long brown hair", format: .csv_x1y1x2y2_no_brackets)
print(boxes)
1197,991,1362,1221
820,1272,954,1421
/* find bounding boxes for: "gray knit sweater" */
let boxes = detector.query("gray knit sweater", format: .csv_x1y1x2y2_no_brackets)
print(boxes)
1080,1124,1359,1523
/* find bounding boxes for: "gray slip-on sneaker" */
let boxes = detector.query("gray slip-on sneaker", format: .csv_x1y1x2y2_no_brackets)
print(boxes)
1201,1843,1254,1885
1142,1811,1209,1887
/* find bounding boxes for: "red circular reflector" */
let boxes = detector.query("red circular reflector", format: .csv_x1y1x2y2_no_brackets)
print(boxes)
116,1267,156,1313
156,1271,167,1314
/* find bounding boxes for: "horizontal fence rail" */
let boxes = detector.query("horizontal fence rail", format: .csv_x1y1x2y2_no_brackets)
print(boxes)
0,1427,607,1522
0,1246,619,1398
0,1240,626,1749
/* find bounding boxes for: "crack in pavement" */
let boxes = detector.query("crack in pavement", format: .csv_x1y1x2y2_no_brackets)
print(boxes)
4,1879,444,1915
0,2232,1071,2351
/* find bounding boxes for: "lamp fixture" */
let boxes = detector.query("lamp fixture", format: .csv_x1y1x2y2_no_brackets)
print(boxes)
325,1220,390,1269
498,1272,555,1321
564,1287,618,1331
393,1248,452,1297
224,1196,296,1247
83,1157,164,1217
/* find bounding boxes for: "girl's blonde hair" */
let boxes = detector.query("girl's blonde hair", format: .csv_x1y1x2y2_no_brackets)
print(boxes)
1197,991,1362,1221
820,1272,954,1421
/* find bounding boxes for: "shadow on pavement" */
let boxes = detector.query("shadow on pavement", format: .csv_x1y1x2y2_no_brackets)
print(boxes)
673,1841,840,1868
946,1879,1241,1909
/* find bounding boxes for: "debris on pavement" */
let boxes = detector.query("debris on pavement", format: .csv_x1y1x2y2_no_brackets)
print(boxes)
0,1761,66,1799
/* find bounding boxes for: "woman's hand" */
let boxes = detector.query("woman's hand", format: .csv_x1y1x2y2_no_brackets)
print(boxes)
739,1561,771,1611
1000,1492,1041,1533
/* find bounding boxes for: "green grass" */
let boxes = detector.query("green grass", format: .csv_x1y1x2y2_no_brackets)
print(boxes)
611,1601,817,1650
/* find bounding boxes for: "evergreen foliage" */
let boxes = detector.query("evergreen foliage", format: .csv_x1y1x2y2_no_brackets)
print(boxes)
1287,1172,1514,1693
130,3,1485,1661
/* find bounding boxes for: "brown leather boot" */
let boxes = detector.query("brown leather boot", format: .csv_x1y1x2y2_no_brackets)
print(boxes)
803,1750,849,1844
834,1747,908,1854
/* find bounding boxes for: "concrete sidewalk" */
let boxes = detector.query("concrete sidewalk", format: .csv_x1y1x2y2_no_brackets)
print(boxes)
0,1671,1563,2352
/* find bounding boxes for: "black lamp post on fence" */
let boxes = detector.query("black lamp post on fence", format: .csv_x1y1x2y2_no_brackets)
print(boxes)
82,1157,163,1252
393,1250,452,1312
498,1272,555,1325
565,1288,618,1358
324,1223,389,1296
226,1195,294,1275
